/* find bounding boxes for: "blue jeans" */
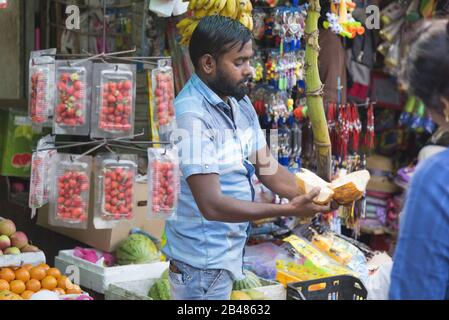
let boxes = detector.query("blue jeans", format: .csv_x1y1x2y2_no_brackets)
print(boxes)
168,259,233,300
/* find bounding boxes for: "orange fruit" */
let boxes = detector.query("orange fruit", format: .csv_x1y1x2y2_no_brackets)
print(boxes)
66,284,81,294
57,275,71,290
21,290,35,299
14,268,31,282
38,263,50,271
53,288,66,295
26,278,41,292
0,268,15,282
41,276,57,290
0,279,10,291
46,268,61,279
22,264,34,271
29,266,46,281
9,280,26,294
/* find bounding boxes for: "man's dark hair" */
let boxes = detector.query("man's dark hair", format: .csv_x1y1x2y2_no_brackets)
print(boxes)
189,15,252,69
405,19,449,114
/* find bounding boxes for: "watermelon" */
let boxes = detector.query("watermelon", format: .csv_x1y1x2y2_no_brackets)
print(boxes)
232,270,262,290
161,268,169,280
148,279,171,300
116,234,160,265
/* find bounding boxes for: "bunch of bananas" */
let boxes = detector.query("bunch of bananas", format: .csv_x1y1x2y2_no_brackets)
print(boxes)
177,0,253,46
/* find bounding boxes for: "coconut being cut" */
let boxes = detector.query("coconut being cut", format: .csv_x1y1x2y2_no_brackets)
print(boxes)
295,168,334,205
330,170,370,205
295,168,370,205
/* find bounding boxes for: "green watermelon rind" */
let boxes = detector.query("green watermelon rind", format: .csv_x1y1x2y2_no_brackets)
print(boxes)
232,270,262,290
148,279,170,300
116,234,160,265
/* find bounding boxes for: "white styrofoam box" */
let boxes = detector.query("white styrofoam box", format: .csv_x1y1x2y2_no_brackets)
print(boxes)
105,278,286,300
0,251,46,268
105,278,157,300
255,279,286,300
55,249,168,294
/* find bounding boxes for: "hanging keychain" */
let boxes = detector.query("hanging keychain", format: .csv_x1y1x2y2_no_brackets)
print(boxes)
364,102,375,150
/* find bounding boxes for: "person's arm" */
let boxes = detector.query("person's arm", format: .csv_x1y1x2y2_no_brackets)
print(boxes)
187,173,333,223
389,156,449,300
251,145,302,200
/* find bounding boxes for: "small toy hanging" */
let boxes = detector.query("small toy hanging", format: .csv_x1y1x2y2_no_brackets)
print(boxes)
323,0,365,39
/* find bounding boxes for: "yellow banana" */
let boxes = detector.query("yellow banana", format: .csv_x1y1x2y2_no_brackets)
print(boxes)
182,19,200,39
176,18,195,32
188,0,198,11
214,0,227,12
247,16,253,31
222,0,236,17
195,0,207,10
243,0,252,14
203,0,216,10
238,0,246,10
207,8,221,15
239,13,247,26
194,7,208,18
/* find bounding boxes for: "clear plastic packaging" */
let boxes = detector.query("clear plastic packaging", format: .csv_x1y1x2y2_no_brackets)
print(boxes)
147,147,179,220
28,49,56,125
91,63,136,139
49,154,92,229
29,135,56,217
53,60,92,136
152,59,176,141
93,154,137,229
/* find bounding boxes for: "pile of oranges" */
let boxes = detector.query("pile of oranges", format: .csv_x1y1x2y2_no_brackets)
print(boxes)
0,263,82,299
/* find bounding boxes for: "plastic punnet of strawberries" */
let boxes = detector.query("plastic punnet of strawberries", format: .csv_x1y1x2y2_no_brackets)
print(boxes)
56,170,89,222
99,79,133,132
102,166,134,220
55,71,86,126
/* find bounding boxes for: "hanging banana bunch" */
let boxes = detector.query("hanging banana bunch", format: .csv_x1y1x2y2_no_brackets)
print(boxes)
177,0,254,46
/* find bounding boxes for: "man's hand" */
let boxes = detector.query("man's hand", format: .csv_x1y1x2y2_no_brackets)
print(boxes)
286,187,338,218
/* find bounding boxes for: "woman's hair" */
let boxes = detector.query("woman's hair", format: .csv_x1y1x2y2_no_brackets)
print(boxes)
405,19,449,115
189,15,252,70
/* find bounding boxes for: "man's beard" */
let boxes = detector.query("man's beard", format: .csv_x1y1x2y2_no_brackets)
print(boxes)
208,69,250,101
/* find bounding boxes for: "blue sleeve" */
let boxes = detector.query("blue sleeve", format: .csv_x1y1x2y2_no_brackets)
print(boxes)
172,111,220,179
389,153,449,300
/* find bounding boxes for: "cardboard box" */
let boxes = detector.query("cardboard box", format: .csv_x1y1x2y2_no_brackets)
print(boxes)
37,182,165,252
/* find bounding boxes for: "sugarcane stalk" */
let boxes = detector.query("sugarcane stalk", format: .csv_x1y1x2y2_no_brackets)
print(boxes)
305,0,332,181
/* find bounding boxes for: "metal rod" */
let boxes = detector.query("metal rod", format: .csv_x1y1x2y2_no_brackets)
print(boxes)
107,143,148,153
103,0,106,54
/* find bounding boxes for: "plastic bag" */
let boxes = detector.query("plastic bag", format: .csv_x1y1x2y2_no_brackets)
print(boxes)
275,235,360,282
28,49,56,125
49,154,92,229
147,147,179,220
93,154,137,229
29,135,56,217
152,59,176,141
91,63,136,139
53,60,92,136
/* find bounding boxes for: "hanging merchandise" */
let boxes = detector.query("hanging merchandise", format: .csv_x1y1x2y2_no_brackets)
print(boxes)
93,154,137,229
176,0,254,45
323,0,365,39
49,154,92,229
29,135,56,218
363,102,375,150
28,49,56,125
91,63,136,139
147,147,179,220
152,59,176,141
53,60,92,136
252,8,267,41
